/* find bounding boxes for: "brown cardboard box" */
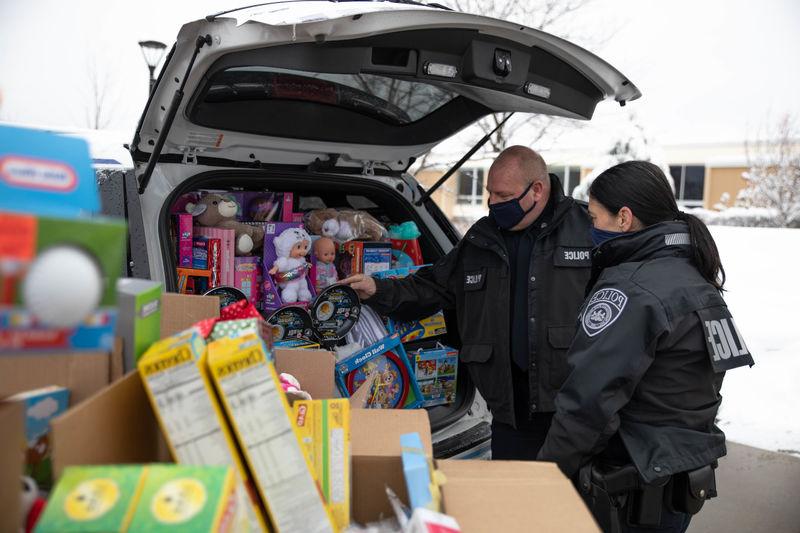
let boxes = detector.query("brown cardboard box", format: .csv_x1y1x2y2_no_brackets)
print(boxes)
0,402,24,533
437,459,599,532
0,338,124,404
48,341,599,532
159,292,220,337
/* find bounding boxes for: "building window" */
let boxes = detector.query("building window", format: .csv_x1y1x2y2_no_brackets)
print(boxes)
456,167,485,205
549,166,581,197
669,165,706,206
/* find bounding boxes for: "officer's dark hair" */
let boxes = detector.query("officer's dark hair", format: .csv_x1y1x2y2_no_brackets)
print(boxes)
589,160,726,290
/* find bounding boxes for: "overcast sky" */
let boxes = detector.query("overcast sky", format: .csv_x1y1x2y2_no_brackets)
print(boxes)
1,0,798,152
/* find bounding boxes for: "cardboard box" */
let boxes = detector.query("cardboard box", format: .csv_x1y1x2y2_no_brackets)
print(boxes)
47,340,599,532
337,241,392,278
436,459,599,532
159,293,220,338
0,340,124,404
0,402,24,533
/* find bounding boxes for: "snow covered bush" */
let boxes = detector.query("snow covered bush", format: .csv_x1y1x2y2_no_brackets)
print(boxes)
736,114,800,228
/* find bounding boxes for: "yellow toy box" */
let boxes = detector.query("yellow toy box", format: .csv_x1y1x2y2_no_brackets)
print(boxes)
137,329,264,532
294,399,351,532
207,334,335,533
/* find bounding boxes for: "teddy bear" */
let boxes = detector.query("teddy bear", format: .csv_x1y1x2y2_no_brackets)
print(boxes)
303,208,387,242
186,193,265,255
268,227,313,303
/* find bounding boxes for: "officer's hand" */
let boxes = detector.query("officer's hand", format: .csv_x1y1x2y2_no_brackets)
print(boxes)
339,274,377,300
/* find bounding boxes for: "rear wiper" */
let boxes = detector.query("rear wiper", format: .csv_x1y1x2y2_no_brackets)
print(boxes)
414,112,514,206
137,34,212,194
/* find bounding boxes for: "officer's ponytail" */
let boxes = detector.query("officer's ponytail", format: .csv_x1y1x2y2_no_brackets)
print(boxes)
589,161,726,291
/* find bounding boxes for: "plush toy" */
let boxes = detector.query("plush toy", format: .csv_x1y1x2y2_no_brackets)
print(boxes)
303,208,387,242
279,372,312,405
312,237,338,292
269,227,312,303
186,193,265,255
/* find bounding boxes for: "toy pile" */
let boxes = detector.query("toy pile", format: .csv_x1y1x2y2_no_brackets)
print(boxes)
170,188,461,410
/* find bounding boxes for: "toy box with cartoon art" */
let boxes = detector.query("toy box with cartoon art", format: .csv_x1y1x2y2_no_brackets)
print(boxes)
261,222,316,312
336,241,392,278
411,345,459,408
335,333,423,410
0,125,126,352
35,465,147,533
372,267,448,343
7,385,69,491
127,464,239,533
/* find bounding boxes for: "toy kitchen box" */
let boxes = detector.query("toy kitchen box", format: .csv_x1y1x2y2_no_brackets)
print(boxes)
0,124,126,352
44,344,599,530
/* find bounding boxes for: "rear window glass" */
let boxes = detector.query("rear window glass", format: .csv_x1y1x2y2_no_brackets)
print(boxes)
202,66,457,125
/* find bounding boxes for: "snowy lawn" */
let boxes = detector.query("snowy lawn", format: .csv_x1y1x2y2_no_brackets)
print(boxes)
710,226,800,455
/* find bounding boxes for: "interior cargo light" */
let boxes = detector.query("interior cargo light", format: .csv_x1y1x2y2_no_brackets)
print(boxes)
424,62,458,78
524,82,551,99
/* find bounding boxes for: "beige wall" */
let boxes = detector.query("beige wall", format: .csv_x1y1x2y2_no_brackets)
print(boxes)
415,169,454,218
705,167,747,210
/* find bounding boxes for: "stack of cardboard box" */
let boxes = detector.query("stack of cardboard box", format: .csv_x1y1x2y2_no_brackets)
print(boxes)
0,293,599,532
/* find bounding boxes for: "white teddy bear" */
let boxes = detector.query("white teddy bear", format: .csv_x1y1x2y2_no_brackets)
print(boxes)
268,227,313,303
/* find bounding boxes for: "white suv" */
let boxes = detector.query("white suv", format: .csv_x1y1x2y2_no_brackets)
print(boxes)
123,0,640,458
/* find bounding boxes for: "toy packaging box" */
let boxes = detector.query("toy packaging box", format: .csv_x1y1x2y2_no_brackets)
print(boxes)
336,241,392,278
116,278,162,371
177,213,194,267
400,432,437,512
207,334,335,533
0,125,126,352
7,385,69,491
335,333,423,410
261,222,316,313
372,266,448,343
127,464,238,533
294,399,351,532
137,329,264,532
412,346,459,408
234,256,261,305
195,227,236,287
35,465,147,533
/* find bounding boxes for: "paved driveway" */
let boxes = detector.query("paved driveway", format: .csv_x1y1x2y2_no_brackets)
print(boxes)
689,442,800,533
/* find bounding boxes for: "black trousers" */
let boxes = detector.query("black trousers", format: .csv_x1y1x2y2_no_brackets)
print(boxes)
490,413,554,460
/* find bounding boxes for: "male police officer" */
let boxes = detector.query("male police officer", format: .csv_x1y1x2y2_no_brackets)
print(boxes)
342,145,593,459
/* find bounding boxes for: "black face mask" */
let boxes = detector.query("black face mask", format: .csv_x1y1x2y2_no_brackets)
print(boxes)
489,183,536,230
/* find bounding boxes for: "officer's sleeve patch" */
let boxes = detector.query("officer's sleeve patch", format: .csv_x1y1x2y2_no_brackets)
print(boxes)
581,288,628,337
696,306,755,373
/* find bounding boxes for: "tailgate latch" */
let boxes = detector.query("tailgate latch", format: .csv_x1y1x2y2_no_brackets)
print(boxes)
180,145,203,165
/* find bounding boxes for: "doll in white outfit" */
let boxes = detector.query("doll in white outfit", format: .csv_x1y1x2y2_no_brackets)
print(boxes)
269,227,312,303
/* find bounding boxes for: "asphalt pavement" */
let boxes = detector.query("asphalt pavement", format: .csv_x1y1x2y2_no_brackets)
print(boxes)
688,442,800,533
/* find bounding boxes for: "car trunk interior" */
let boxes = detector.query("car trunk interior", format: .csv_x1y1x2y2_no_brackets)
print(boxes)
160,168,473,436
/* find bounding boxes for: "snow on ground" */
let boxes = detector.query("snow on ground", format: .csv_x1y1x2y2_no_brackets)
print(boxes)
710,226,800,455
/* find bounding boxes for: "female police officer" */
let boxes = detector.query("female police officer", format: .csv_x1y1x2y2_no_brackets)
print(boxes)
538,161,753,533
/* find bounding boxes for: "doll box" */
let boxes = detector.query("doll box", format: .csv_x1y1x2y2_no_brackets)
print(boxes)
261,222,316,312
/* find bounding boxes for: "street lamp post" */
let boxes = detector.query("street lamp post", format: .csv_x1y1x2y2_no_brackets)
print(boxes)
138,40,167,93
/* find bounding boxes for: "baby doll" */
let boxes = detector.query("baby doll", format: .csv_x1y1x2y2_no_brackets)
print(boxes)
269,227,312,303
312,237,338,292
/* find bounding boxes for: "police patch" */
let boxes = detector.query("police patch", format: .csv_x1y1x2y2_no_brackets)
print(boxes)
582,288,628,337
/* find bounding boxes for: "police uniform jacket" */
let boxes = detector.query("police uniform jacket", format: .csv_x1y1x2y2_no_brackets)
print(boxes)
538,221,753,483
365,181,593,427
